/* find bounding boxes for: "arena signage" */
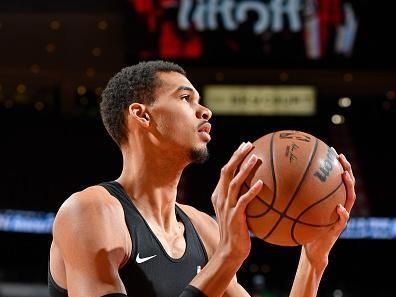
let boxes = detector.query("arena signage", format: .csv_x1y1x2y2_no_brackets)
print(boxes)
179,0,303,34
129,0,358,60
180,0,358,59
203,85,316,115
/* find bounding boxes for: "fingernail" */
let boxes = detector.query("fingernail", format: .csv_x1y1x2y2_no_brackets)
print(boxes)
243,142,252,151
239,142,246,150
248,154,257,164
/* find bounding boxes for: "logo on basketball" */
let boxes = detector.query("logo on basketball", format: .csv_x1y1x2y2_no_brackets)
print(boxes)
314,146,337,182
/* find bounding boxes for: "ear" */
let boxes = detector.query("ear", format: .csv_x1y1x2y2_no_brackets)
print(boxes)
128,103,150,127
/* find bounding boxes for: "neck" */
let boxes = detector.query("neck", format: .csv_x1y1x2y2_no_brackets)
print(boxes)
117,143,189,231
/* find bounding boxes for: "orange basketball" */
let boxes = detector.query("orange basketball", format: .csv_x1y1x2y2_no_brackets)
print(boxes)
240,130,346,246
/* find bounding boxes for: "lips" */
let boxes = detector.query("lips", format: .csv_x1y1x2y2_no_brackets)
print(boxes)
198,122,211,134
198,122,211,142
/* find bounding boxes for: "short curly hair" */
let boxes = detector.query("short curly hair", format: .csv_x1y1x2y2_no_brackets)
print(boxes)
100,60,186,146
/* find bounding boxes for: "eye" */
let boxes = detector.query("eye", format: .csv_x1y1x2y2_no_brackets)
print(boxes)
181,95,190,102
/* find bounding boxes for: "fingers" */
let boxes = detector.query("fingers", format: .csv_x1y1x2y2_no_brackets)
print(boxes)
331,147,356,186
331,149,356,213
220,142,253,185
342,170,356,213
338,153,355,186
228,154,260,207
236,180,263,212
330,146,339,162
332,204,349,233
213,142,254,207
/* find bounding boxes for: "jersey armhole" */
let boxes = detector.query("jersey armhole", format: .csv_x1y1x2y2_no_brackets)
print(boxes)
98,182,134,269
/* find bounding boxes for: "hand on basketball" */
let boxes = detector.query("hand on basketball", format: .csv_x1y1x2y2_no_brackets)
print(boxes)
211,142,263,261
302,153,356,269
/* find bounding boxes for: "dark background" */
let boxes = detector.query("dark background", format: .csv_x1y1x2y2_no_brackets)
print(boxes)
1,1,396,296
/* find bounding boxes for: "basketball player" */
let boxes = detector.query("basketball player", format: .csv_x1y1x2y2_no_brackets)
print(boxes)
48,60,356,297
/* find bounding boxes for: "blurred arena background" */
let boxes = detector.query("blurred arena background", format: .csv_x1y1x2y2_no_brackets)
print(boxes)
1,0,396,296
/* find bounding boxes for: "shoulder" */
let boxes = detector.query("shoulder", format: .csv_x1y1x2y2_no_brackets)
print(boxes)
51,186,130,295
53,185,123,230
53,185,129,257
177,203,219,258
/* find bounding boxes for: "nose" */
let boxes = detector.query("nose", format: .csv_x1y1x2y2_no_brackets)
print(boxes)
196,104,212,121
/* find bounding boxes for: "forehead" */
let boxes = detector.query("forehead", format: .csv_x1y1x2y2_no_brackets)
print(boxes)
156,71,197,94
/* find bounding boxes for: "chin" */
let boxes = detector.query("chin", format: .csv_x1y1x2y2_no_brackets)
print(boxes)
190,145,209,164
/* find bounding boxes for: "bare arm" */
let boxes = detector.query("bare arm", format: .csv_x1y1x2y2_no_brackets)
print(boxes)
181,142,261,297
52,188,129,296
289,153,356,297
180,204,251,297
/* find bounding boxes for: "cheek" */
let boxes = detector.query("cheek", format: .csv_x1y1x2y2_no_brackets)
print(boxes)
152,104,197,146
157,112,193,139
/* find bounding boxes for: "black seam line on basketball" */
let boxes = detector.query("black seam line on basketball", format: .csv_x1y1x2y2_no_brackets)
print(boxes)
262,138,319,241
245,187,278,217
245,132,277,219
246,192,338,227
269,131,277,210
290,180,344,245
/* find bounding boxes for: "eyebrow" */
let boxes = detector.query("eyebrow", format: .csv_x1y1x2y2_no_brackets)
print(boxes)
176,86,194,92
176,86,201,102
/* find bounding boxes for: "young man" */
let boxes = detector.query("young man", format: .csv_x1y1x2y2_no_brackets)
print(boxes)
48,60,356,297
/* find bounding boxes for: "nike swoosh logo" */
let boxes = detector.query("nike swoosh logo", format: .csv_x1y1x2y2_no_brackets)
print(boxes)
136,253,157,264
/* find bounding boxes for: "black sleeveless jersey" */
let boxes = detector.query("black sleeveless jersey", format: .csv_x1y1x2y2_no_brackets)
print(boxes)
48,181,208,297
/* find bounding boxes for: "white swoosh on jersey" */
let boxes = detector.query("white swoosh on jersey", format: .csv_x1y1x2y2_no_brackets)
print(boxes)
136,253,157,264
